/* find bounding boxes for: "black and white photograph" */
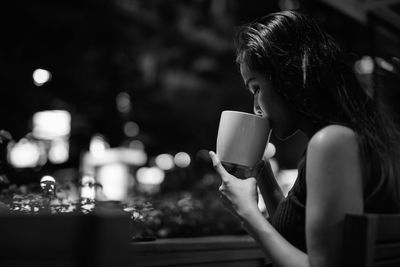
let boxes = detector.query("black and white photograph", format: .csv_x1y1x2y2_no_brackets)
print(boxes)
0,0,400,266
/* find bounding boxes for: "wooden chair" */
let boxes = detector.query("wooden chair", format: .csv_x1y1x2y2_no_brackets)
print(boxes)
343,213,400,267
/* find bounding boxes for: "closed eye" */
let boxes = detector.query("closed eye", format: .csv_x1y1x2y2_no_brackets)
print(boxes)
252,86,260,95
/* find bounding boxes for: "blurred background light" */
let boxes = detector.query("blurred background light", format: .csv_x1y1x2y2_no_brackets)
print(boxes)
32,68,51,86
96,163,130,201
354,56,375,75
123,121,139,137
136,166,165,185
264,143,276,159
8,138,41,168
48,139,69,164
82,147,147,174
80,175,96,199
129,140,145,150
81,175,95,186
116,92,131,113
40,175,55,183
278,0,300,10
375,57,395,73
277,169,298,197
40,175,56,194
89,134,109,157
257,190,267,213
174,152,191,168
124,148,147,166
155,153,175,170
32,110,71,140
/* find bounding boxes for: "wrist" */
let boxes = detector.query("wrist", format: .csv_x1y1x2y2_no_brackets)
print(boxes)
239,207,272,236
238,204,262,222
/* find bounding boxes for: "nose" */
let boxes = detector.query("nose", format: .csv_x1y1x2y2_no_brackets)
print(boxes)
253,103,263,116
253,97,263,116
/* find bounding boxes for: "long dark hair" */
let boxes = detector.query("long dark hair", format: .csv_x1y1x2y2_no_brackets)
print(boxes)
235,10,400,209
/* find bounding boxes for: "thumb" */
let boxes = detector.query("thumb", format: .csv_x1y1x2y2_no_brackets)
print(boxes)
209,151,230,182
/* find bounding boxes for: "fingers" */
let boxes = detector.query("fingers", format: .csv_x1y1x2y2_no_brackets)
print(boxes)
250,158,266,178
246,176,257,185
209,151,230,182
218,191,239,219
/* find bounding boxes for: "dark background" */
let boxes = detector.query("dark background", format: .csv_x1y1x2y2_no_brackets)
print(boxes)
1,0,399,172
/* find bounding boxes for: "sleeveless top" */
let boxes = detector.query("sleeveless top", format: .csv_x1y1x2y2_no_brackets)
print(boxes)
270,151,400,252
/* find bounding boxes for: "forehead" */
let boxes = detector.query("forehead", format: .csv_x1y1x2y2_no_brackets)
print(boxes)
240,64,260,83
239,63,266,83
239,63,251,78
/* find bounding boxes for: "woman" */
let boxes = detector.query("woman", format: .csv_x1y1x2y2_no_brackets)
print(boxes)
209,10,400,267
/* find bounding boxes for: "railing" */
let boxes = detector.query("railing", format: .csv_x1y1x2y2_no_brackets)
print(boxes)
130,235,268,267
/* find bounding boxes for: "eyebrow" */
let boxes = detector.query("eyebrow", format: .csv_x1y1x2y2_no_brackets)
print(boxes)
245,77,255,90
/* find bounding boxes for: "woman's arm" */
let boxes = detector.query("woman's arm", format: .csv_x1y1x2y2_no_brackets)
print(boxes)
240,206,309,267
210,151,309,267
257,160,285,217
210,125,364,267
306,125,363,267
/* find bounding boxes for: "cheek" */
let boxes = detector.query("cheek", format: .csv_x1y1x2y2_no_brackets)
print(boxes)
261,97,298,139
257,93,271,117
258,91,279,119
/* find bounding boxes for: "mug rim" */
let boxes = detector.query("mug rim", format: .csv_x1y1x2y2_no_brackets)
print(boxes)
222,110,266,118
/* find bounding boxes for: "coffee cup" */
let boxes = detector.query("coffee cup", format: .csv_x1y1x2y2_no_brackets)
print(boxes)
216,110,271,176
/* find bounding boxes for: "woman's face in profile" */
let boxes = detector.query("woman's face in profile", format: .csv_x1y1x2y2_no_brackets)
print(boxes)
240,63,299,140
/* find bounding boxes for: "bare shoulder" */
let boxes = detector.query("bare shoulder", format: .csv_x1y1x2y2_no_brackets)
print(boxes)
306,125,360,178
306,125,363,206
308,125,358,156
306,128,363,267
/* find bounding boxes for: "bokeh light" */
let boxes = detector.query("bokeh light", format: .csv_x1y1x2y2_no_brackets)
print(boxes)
89,134,109,157
32,68,51,86
48,139,69,164
354,56,375,75
81,181,96,200
8,138,41,168
375,57,395,73
96,163,130,201
81,175,95,186
116,92,131,113
129,140,145,150
155,153,175,170
126,148,147,166
32,110,71,140
174,152,191,168
278,0,300,10
136,166,165,185
264,143,276,159
123,121,139,137
40,175,56,194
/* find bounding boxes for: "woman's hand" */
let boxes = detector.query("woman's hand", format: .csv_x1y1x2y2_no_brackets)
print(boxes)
209,151,262,220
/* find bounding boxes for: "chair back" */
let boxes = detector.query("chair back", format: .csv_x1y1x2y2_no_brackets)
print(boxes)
343,213,400,267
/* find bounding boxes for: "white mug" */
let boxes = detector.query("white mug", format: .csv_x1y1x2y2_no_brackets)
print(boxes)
216,110,271,169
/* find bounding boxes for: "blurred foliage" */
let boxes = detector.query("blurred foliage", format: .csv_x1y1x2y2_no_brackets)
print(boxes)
0,169,246,240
